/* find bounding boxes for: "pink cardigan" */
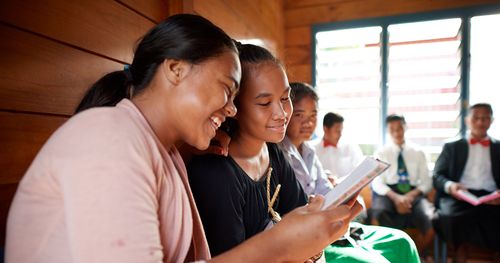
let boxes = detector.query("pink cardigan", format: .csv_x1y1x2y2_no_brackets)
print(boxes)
6,99,210,263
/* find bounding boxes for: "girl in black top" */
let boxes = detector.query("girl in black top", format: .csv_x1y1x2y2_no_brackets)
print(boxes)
188,43,362,258
189,143,307,255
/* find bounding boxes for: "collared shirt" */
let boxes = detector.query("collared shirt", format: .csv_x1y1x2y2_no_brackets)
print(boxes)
459,135,496,192
279,137,332,196
314,138,364,178
372,141,432,195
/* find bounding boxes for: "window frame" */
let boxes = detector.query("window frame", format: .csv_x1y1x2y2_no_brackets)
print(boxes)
312,3,500,145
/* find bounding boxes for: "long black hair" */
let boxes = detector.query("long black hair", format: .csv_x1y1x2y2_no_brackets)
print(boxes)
75,14,237,113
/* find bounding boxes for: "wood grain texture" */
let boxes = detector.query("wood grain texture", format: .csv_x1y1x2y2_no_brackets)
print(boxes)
285,0,500,28
0,111,67,185
0,0,155,63
285,26,311,47
0,25,124,115
192,0,284,58
286,64,312,83
117,0,169,22
168,0,194,15
284,45,311,66
285,0,356,9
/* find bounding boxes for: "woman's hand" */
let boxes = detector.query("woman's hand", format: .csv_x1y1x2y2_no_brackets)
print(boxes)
269,195,362,262
211,195,362,263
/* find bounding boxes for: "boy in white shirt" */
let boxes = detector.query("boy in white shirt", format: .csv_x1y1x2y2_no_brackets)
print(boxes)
314,113,364,184
371,114,435,255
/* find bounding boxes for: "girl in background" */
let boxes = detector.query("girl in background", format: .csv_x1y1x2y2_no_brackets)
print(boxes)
280,82,420,263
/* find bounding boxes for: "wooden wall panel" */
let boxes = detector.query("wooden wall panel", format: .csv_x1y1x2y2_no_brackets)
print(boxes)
0,112,67,185
168,0,194,16
284,0,500,83
285,26,311,46
192,0,284,59
192,0,250,39
0,0,155,63
285,0,354,9
117,0,169,22
284,46,311,66
286,64,312,84
284,0,500,28
0,25,123,116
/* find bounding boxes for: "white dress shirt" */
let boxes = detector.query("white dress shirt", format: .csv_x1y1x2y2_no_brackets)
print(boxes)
372,141,432,195
314,139,364,178
459,135,496,192
279,137,332,196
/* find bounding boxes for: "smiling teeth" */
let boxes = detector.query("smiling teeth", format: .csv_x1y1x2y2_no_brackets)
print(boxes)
210,116,222,129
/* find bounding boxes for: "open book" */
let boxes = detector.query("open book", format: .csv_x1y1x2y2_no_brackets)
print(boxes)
322,157,390,210
457,190,500,206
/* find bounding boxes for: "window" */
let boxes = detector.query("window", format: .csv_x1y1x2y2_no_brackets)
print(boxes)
387,18,462,166
315,27,382,155
313,5,500,168
470,14,500,137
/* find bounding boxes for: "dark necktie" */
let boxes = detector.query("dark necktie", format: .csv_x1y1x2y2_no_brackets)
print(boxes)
396,147,411,194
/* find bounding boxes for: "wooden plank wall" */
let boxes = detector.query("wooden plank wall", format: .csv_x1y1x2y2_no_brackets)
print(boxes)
189,0,285,59
0,0,168,247
283,0,500,84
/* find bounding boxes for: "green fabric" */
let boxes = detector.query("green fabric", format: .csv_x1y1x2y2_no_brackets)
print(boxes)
324,223,420,263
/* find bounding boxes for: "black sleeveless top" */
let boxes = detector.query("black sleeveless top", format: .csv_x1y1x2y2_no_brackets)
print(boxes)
188,143,307,256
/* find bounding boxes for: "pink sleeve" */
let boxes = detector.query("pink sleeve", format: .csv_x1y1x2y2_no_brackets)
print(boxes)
53,129,164,263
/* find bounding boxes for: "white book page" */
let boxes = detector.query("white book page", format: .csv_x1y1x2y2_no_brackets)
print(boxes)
322,157,389,210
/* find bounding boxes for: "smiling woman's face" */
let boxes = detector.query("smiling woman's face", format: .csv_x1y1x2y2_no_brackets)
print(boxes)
165,50,241,150
235,63,292,143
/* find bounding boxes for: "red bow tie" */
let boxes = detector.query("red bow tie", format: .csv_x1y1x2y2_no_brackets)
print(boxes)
470,138,490,147
323,140,337,148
